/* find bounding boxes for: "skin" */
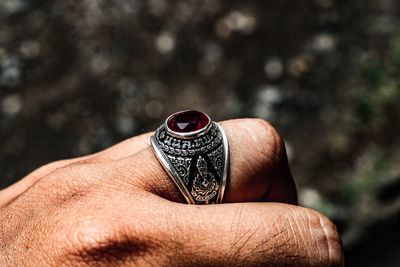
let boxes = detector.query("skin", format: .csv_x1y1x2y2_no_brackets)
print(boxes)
0,119,344,266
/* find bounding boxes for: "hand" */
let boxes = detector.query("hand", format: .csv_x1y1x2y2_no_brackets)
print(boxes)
0,119,344,266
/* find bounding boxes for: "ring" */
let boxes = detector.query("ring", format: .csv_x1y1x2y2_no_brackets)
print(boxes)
150,110,229,205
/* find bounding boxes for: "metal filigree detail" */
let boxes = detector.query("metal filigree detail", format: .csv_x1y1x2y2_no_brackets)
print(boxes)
151,121,229,205
167,155,191,185
207,145,225,177
191,156,219,202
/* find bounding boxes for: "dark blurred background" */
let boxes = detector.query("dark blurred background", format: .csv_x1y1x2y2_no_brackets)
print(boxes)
1,0,400,265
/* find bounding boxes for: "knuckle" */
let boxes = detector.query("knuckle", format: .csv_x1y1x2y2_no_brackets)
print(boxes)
37,163,101,207
246,118,285,161
52,217,156,265
232,119,292,202
256,118,282,141
252,118,281,141
28,157,97,180
26,159,72,179
47,161,100,184
303,208,344,267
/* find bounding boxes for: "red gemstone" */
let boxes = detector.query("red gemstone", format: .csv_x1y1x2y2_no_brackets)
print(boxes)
167,110,210,133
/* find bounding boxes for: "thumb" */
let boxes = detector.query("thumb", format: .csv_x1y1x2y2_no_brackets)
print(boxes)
183,202,344,266
140,199,344,266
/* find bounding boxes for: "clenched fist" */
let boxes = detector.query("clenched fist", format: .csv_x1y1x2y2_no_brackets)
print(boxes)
0,119,344,266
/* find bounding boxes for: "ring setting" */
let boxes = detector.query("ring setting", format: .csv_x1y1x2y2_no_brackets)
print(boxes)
150,110,229,204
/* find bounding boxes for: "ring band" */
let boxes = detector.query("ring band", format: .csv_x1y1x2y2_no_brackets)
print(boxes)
150,110,229,204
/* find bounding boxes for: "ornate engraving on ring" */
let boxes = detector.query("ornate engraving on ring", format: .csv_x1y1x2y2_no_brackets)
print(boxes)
207,145,225,177
182,140,191,149
164,136,173,146
171,139,181,148
191,156,219,202
156,124,223,157
167,155,192,185
152,120,228,205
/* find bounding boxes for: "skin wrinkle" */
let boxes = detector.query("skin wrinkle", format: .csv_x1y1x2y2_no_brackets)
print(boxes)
161,204,192,247
261,129,293,204
71,237,151,265
113,146,148,163
269,214,291,245
1,205,25,249
241,123,276,167
230,204,243,235
232,207,294,266
297,208,314,266
115,156,151,191
58,211,162,266
54,192,158,262
126,149,180,201
2,171,50,207
230,204,245,255
227,138,252,190
240,123,261,151
48,186,90,211
125,200,169,236
5,160,94,208
253,121,296,205
248,221,289,262
161,208,178,248
286,207,302,264
233,223,261,259
5,201,41,248
258,214,293,265
24,217,40,251
13,214,44,264
319,215,331,267
305,209,322,264
227,123,278,202
269,212,283,240
296,208,312,265
0,219,7,250
232,156,259,190
0,225,11,266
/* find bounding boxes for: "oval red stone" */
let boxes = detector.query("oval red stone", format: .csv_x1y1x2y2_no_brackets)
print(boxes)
167,110,210,133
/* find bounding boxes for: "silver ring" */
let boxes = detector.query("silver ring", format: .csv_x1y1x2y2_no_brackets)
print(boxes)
150,110,229,205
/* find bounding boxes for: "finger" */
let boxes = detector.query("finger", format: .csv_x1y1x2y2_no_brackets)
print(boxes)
222,119,297,203
110,118,297,204
170,202,344,266
28,132,153,178
97,132,153,160
0,133,153,206
65,194,342,266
